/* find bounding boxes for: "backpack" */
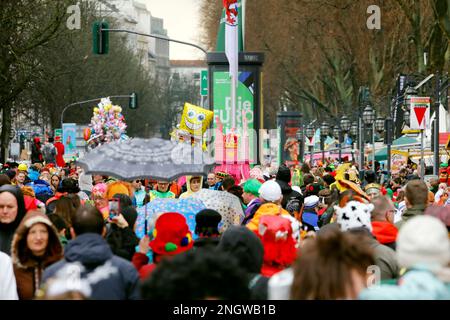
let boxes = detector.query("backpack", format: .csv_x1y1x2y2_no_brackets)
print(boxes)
42,143,56,160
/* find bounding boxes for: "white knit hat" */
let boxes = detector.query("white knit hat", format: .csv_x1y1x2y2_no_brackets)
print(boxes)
259,180,282,202
397,216,450,269
335,200,374,232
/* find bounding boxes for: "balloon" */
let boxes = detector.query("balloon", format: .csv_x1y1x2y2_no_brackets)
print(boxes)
83,127,91,141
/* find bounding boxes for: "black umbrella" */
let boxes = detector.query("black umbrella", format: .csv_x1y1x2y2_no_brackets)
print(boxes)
76,138,215,181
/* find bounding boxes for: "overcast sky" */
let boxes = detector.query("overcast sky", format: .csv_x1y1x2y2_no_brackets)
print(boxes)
143,0,204,60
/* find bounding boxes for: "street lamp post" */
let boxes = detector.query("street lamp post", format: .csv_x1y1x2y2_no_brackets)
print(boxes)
320,122,330,163
305,125,315,166
362,105,376,169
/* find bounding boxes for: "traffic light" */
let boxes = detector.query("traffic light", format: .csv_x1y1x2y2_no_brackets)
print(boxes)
93,21,109,54
129,92,138,109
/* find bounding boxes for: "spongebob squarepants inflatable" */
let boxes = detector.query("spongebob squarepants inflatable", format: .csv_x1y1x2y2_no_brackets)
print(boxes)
171,103,213,149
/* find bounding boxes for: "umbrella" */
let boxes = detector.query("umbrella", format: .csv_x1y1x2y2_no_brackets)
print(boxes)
190,189,245,232
76,138,215,181
135,198,206,239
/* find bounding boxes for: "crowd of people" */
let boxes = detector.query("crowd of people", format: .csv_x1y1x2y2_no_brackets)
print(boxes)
0,155,449,300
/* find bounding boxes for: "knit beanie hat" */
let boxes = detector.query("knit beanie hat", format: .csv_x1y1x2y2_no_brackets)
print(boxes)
195,209,222,236
243,179,262,197
335,200,374,232
396,216,450,269
149,212,194,256
259,180,282,202
275,165,291,183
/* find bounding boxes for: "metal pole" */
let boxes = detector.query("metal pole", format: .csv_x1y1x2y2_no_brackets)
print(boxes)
359,117,364,179
105,29,208,55
372,122,375,170
310,145,313,166
321,136,325,163
433,72,441,175
338,130,342,164
231,74,237,130
421,129,425,178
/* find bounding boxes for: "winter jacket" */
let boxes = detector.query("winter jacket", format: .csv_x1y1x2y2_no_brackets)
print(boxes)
194,236,220,249
275,166,303,209
359,266,450,300
371,221,398,250
395,204,426,230
11,212,63,299
242,198,262,226
349,228,400,280
131,252,157,279
132,188,146,208
42,142,56,164
54,141,65,168
31,141,43,164
42,233,140,300
149,189,175,201
0,252,18,299
246,203,290,232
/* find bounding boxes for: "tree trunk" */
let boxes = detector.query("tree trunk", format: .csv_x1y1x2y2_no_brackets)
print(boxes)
0,105,12,163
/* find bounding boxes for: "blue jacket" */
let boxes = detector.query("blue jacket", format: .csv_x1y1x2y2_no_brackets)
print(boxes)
42,233,140,300
359,266,450,300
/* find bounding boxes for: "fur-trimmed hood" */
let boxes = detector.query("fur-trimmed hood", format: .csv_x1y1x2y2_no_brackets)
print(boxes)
11,211,63,269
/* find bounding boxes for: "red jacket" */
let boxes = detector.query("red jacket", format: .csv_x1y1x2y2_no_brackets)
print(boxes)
54,141,66,168
371,221,398,245
131,252,157,279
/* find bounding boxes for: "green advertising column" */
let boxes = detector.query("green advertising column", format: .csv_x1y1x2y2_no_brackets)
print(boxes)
207,52,264,165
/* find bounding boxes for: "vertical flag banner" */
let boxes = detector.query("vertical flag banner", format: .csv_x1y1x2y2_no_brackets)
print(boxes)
223,0,239,81
409,96,431,130
62,123,77,158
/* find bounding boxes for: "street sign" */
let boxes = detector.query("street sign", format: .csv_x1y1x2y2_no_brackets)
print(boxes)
54,129,62,139
410,96,430,130
200,70,208,96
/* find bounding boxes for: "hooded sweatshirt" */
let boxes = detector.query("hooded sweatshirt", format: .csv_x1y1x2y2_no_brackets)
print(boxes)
275,165,303,209
42,233,140,300
180,176,204,199
217,226,268,299
0,185,27,255
11,212,63,300
246,203,290,232
371,221,398,250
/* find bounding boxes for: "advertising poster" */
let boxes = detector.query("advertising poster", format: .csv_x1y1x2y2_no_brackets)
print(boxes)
213,71,255,163
62,123,77,158
277,112,302,167
391,150,409,174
